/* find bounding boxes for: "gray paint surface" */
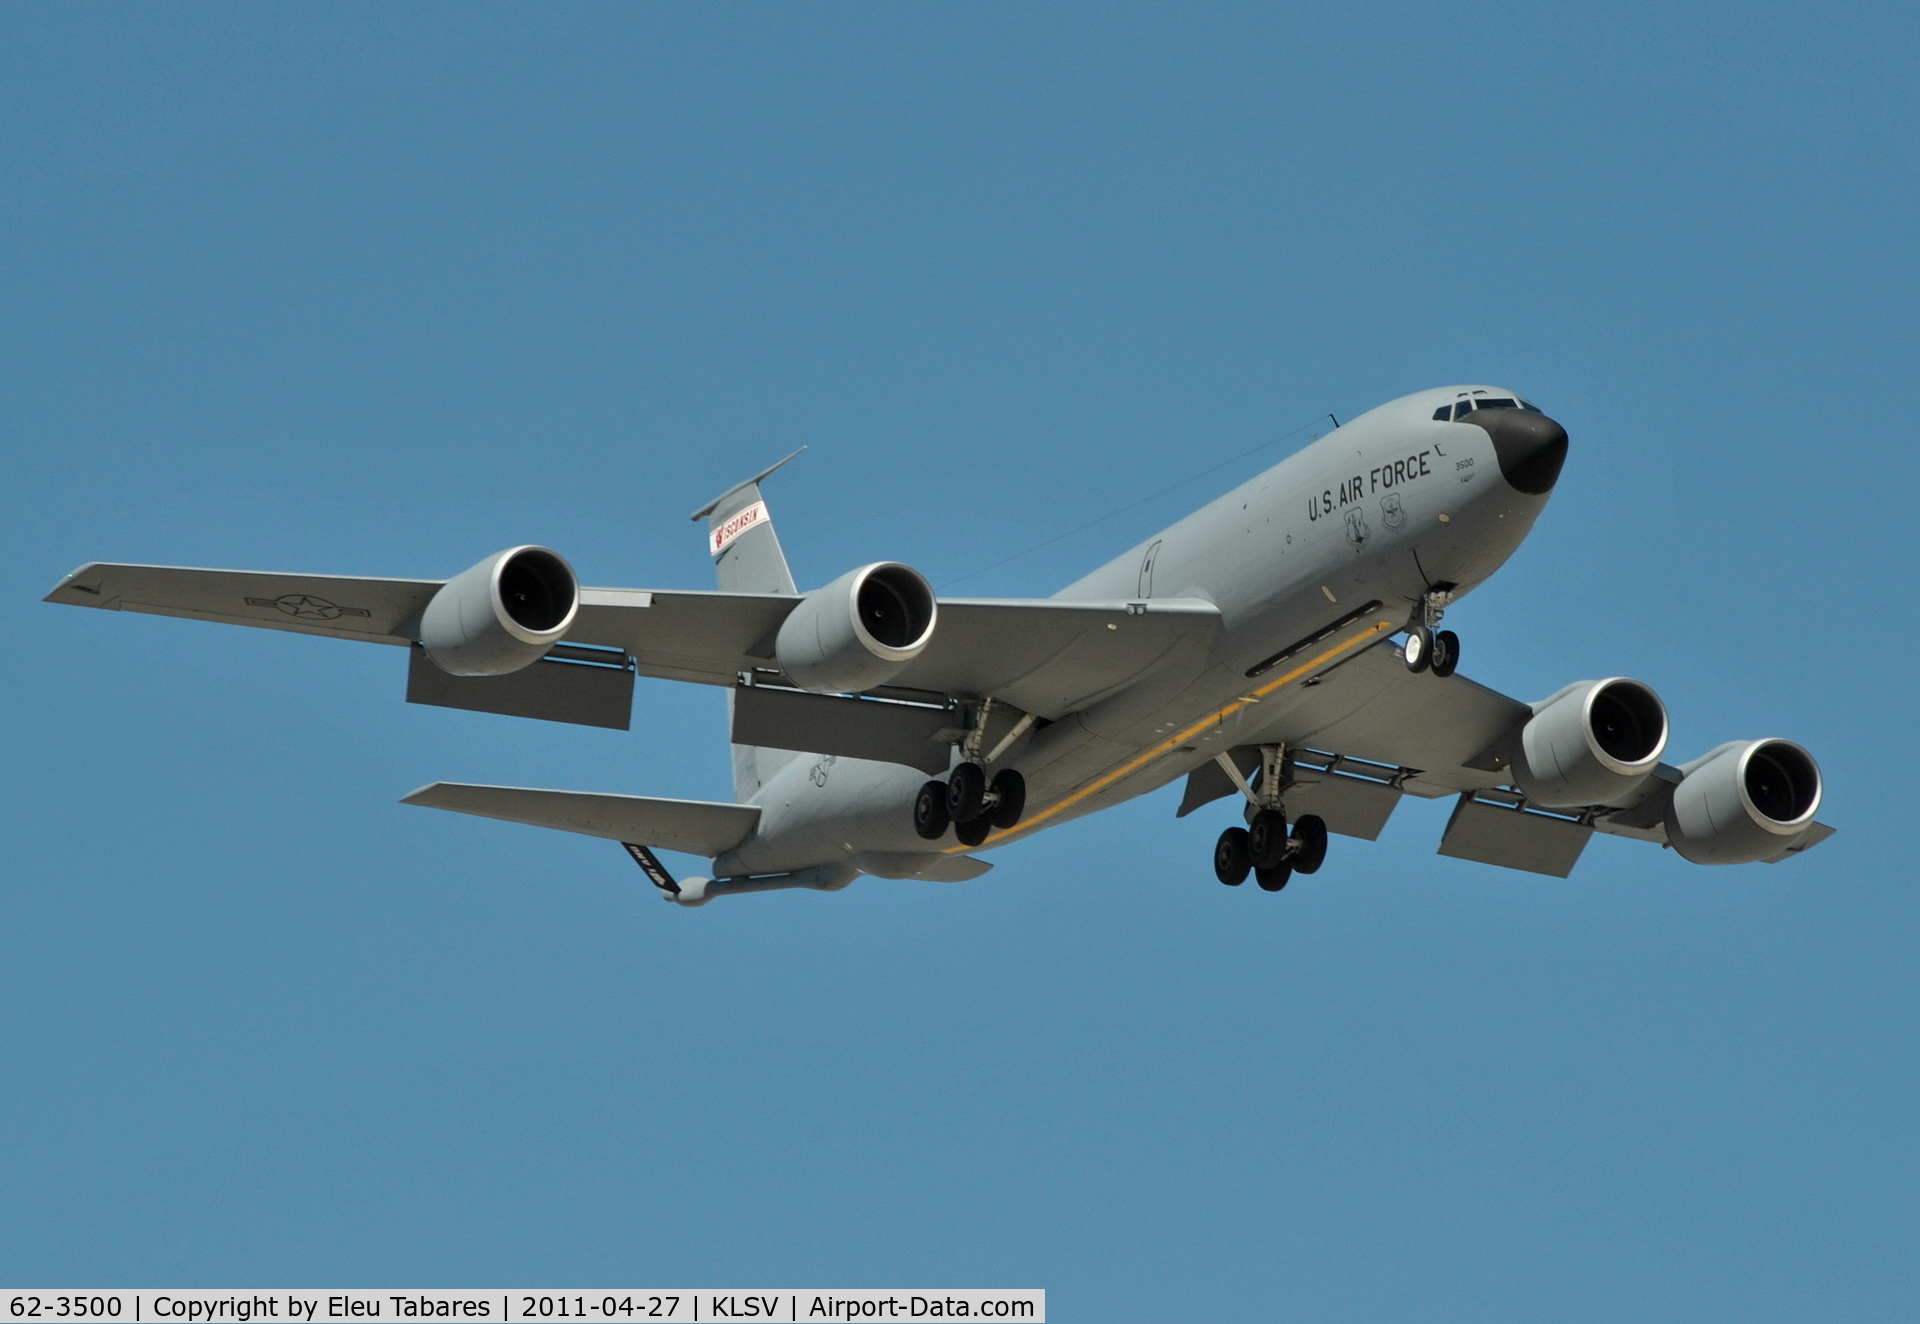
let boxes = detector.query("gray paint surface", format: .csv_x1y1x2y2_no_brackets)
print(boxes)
399,783,760,857
731,685,953,775
1438,796,1594,878
405,647,635,730
44,383,1832,888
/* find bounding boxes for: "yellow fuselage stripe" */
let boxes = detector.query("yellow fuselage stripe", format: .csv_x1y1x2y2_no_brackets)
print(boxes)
950,616,1400,852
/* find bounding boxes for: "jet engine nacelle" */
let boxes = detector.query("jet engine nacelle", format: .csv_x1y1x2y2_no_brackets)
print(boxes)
419,545,579,676
1512,677,1669,808
1665,739,1822,864
776,562,938,694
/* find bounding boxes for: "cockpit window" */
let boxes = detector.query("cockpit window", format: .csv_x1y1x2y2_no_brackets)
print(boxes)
1444,394,1545,420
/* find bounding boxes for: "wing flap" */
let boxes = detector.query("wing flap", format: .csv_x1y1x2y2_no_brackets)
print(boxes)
1285,771,1404,841
401,782,760,857
731,685,955,774
406,647,635,730
1438,795,1593,877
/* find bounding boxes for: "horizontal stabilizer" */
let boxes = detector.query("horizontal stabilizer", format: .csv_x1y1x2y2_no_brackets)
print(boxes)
401,783,760,857
851,851,994,882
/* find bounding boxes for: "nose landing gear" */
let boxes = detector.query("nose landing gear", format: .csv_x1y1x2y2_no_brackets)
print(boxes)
1404,588,1460,678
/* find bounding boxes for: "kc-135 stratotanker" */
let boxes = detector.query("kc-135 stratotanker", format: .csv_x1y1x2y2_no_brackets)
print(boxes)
46,386,1831,903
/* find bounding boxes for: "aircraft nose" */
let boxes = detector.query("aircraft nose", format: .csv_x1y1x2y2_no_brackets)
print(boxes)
1462,408,1569,494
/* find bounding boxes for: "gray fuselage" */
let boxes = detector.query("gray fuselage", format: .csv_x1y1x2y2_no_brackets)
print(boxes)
714,385,1563,881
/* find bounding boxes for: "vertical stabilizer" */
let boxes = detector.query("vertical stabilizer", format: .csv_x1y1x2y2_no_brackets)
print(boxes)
690,447,803,595
692,449,806,800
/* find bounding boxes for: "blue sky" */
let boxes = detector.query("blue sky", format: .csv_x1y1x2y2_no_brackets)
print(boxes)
3,3,1916,1317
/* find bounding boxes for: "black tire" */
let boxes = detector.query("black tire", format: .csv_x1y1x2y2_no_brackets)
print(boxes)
1430,629,1460,678
1248,808,1289,869
947,761,987,822
954,814,992,847
1214,827,1251,886
1255,862,1293,892
988,769,1027,829
1290,814,1328,874
912,780,950,840
1404,625,1434,674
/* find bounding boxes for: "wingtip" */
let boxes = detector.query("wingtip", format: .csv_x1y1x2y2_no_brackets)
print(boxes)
43,563,106,604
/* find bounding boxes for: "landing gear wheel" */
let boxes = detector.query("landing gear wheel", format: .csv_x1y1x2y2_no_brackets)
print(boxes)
912,780,950,840
1248,809,1290,869
1214,827,1251,886
1255,862,1293,892
954,814,992,847
1290,814,1328,874
1430,629,1460,678
1403,625,1434,674
947,761,987,823
988,769,1027,829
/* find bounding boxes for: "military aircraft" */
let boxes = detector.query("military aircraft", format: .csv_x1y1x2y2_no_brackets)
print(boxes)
45,385,1831,905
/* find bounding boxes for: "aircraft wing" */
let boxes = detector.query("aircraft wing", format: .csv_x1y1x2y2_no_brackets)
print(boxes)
46,562,1220,721
568,588,795,685
44,562,440,645
570,591,1223,718
1243,639,1832,874
896,597,1221,716
37,565,794,672
1259,638,1528,798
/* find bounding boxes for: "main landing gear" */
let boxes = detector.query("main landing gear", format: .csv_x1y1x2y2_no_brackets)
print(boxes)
1403,587,1460,678
1209,744,1329,894
1214,813,1327,891
913,761,1026,846
913,699,1030,847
